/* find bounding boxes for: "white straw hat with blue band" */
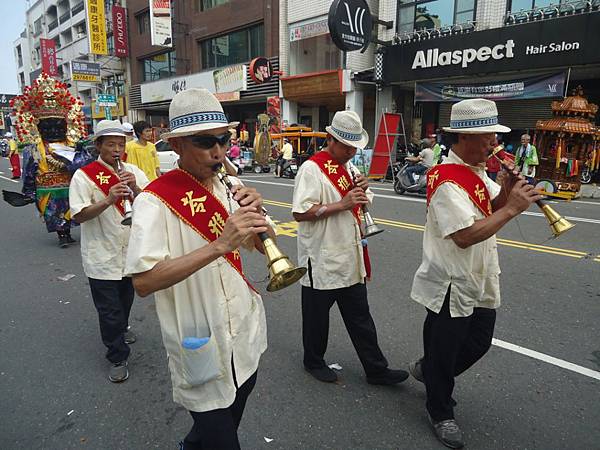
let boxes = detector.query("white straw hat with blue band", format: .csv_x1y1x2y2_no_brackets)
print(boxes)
161,88,239,141
442,98,511,134
326,110,369,148
92,120,127,140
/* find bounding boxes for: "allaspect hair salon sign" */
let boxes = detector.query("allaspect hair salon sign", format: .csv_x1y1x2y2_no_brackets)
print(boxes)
385,12,600,82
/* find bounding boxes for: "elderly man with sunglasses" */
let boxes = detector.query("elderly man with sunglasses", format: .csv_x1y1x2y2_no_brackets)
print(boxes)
126,88,275,450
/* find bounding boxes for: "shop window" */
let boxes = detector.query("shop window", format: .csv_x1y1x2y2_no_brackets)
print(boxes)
397,0,476,33
142,51,177,81
136,11,150,34
200,24,264,70
196,0,229,11
34,17,43,36
289,34,341,75
507,0,552,11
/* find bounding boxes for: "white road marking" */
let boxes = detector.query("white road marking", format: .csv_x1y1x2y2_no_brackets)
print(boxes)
0,175,18,183
492,338,600,381
244,179,600,223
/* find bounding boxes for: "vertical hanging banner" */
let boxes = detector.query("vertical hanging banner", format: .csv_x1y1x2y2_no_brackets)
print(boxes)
86,0,108,55
149,0,173,47
112,5,129,57
40,38,58,76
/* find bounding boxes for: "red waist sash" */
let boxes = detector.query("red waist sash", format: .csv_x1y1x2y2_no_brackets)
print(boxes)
144,169,257,293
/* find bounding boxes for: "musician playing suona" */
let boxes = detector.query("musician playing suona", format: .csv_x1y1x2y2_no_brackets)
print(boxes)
69,120,149,383
125,88,273,450
292,110,409,385
408,99,542,449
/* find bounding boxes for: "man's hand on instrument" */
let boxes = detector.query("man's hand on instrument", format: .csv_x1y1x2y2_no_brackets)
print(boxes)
107,182,131,204
118,170,137,189
340,187,369,210
354,173,369,191
215,206,268,253
506,179,543,215
496,163,521,192
230,185,263,212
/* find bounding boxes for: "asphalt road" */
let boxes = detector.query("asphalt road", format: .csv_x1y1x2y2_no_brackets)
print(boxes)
1,158,599,450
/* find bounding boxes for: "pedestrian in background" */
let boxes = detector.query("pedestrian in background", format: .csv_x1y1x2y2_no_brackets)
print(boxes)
6,133,21,179
70,120,149,383
125,121,161,181
515,134,539,184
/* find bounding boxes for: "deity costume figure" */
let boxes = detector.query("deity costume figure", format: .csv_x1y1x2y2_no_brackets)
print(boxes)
8,73,91,247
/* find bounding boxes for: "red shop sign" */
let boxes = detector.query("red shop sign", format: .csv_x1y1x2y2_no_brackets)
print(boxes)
112,5,129,57
249,57,273,84
40,38,58,76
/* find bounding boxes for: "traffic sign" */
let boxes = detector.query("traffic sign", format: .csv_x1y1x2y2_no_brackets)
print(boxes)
97,94,117,107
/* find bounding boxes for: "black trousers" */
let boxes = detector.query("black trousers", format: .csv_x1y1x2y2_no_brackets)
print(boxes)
183,371,257,450
88,277,135,364
423,286,496,421
301,283,388,377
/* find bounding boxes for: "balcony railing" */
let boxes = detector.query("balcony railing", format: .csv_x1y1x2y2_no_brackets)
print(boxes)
505,0,600,25
59,11,71,24
71,2,84,16
48,19,59,31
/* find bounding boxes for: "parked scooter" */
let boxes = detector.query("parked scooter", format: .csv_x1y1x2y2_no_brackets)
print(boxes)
0,140,8,157
393,162,427,195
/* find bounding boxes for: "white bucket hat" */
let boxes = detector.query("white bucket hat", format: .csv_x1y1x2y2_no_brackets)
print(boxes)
161,88,239,141
326,110,369,149
93,120,127,140
443,98,511,134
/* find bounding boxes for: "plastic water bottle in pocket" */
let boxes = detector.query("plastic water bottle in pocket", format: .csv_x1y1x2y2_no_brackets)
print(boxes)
180,336,222,387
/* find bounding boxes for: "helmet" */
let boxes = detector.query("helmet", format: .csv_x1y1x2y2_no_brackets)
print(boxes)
4,132,12,138
122,122,134,133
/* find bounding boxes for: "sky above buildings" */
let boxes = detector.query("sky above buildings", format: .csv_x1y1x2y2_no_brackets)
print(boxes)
1,1,28,94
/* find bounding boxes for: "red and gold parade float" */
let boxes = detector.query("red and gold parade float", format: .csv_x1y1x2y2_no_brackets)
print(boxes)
534,87,600,199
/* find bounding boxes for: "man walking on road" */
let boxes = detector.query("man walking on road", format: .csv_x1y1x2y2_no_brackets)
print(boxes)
409,99,543,448
292,110,409,385
70,120,149,383
126,88,273,449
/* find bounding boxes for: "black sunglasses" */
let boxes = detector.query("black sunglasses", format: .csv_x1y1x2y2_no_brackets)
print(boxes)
187,131,231,149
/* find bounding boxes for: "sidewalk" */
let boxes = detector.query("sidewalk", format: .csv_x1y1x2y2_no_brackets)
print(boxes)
580,184,600,199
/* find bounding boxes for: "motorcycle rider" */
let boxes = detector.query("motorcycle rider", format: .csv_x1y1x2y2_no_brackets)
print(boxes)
405,138,435,185
277,138,294,177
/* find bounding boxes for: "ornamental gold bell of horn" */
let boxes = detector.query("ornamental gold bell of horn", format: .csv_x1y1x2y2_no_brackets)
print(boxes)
214,164,307,292
539,203,575,237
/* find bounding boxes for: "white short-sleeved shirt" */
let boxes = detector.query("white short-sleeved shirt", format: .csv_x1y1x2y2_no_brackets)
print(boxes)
69,158,149,280
419,148,435,168
292,157,374,290
410,151,502,317
125,174,267,412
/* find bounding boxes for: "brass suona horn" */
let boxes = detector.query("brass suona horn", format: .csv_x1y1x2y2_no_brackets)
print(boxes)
349,167,384,237
491,148,574,237
214,164,307,291
115,157,133,226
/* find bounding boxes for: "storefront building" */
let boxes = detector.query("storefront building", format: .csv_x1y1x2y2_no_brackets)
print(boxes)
279,0,378,144
126,0,279,139
378,1,600,148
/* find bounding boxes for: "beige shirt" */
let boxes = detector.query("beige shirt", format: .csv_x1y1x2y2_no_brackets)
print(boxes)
124,174,267,412
411,151,502,317
292,158,374,290
69,159,149,280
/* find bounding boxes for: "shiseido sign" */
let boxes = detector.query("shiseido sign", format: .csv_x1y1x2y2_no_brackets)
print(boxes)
384,12,600,82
